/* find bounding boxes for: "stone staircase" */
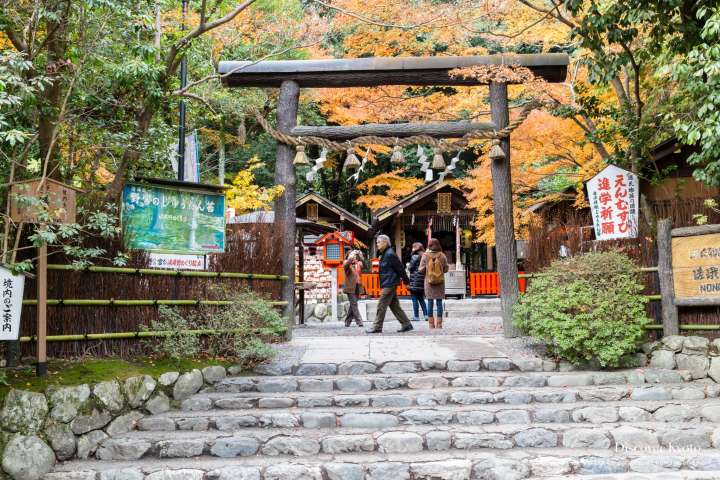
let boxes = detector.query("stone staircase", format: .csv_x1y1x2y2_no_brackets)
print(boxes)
49,361,720,480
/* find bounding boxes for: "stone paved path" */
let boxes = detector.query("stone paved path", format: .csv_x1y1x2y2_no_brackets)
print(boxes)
294,315,504,337
290,334,507,364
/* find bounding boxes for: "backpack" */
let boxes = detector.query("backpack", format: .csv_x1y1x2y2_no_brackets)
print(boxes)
426,254,444,285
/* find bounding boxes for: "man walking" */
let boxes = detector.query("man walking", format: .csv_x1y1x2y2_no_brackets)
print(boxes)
369,235,413,333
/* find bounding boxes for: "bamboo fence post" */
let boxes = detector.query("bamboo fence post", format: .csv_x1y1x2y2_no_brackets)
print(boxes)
657,218,679,336
37,243,48,376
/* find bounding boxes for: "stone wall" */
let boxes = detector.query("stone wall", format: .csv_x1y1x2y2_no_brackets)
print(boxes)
297,247,350,323
646,335,720,381
0,365,231,480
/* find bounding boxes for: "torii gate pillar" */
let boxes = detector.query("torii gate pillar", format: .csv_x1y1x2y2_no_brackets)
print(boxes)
490,82,520,338
274,80,300,337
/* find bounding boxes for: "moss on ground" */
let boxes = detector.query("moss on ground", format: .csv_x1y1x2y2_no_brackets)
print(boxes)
0,357,233,402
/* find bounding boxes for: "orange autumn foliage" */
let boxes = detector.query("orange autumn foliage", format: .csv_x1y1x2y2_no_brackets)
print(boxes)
356,171,424,211
303,0,609,235
463,110,604,245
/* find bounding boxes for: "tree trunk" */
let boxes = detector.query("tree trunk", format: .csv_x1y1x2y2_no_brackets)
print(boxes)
107,106,157,201
37,7,70,179
273,80,300,338
489,82,520,338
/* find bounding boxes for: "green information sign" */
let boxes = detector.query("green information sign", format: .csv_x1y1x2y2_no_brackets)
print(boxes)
121,183,225,254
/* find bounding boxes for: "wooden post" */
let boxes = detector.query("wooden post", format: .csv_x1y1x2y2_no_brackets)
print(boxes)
393,217,403,262
455,214,462,270
37,243,48,376
489,82,520,338
657,218,679,336
273,80,300,338
297,227,305,325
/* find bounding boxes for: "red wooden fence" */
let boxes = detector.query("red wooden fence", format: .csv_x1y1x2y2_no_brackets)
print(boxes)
360,272,526,298
361,274,409,297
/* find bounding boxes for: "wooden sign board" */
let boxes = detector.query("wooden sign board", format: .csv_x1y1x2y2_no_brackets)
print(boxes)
672,231,720,305
9,178,81,224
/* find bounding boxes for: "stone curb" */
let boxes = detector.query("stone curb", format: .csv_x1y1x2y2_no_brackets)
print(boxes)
47,451,720,479
94,423,720,461
198,381,713,414
214,368,692,395
136,399,720,432
255,357,549,376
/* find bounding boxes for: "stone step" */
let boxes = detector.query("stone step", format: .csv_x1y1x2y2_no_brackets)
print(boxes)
228,367,693,391
49,447,720,479
90,422,720,461
537,474,720,480
137,398,720,432
363,299,501,321
185,381,715,412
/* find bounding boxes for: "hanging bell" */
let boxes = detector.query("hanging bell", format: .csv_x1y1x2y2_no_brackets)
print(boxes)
489,141,506,161
390,145,405,165
293,145,309,166
343,147,361,171
431,148,446,170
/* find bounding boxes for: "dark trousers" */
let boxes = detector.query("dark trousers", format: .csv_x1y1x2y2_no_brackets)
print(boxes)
410,291,427,319
374,286,411,330
344,291,363,326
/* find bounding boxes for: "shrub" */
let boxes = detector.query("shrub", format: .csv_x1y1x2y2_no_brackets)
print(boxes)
512,251,650,367
201,287,287,368
145,289,286,368
144,305,201,360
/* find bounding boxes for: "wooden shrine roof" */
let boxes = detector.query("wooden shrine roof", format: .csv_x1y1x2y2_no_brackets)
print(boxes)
373,180,469,224
219,53,569,88
296,191,371,232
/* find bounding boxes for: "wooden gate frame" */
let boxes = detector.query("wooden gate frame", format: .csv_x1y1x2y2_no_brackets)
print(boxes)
219,54,569,338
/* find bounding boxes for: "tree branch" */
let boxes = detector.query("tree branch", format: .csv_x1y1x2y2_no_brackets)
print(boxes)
461,11,553,38
172,39,321,96
310,0,443,29
619,40,643,123
164,0,257,77
4,28,28,54
517,0,576,29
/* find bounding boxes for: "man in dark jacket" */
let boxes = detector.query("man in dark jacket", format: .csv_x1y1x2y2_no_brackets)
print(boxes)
370,234,413,333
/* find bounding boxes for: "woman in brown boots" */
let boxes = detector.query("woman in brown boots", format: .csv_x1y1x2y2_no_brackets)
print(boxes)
419,238,449,328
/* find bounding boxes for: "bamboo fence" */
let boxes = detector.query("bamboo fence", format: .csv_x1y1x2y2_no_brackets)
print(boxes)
10,223,284,358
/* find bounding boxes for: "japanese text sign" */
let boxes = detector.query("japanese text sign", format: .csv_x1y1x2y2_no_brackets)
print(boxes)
122,183,225,254
587,165,639,240
672,232,720,302
0,266,25,341
148,253,206,271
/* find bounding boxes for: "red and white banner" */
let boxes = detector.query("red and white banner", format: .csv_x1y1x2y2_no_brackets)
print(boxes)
588,164,639,240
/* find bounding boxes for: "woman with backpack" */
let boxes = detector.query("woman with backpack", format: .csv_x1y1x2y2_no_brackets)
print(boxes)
419,238,449,328
407,242,428,322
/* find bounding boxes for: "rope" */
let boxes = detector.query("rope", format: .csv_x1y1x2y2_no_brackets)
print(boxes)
251,100,541,152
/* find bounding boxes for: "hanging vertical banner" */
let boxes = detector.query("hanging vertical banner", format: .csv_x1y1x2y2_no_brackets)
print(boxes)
170,130,201,183
587,165,639,240
0,266,25,341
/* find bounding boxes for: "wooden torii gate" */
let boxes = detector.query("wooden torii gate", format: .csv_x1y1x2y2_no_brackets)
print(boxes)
218,54,568,338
